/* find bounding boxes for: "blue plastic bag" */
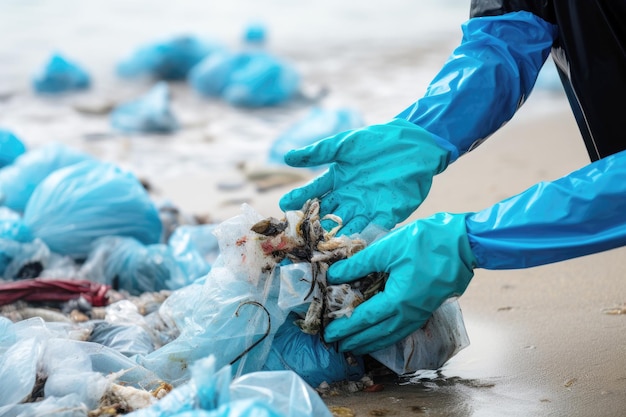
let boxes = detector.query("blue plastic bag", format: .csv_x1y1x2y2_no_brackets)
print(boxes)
189,50,300,107
118,35,223,80
268,107,365,165
0,143,93,213
263,313,364,388
0,130,26,168
22,160,162,258
32,53,90,94
81,236,185,295
242,22,267,46
111,82,179,134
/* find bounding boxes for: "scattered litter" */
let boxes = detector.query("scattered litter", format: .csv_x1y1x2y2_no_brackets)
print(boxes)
32,52,91,94
188,50,300,107
117,34,224,81
0,130,26,168
110,82,179,134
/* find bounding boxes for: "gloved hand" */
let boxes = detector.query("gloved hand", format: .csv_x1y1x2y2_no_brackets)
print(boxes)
279,118,453,235
324,212,477,355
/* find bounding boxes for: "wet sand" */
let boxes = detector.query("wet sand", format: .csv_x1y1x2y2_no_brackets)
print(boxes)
158,104,626,417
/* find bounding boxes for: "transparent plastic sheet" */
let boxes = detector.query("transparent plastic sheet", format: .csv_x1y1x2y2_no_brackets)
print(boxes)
110,82,179,134
188,50,300,107
141,205,288,384
80,236,185,295
369,298,470,375
268,107,366,166
0,142,93,213
127,355,330,417
263,313,364,387
0,129,26,168
167,224,220,283
32,53,90,94
117,35,224,81
22,160,162,258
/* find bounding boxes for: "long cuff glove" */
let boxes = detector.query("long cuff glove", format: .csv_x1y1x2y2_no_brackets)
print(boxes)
279,119,454,234
323,212,476,355
467,148,626,269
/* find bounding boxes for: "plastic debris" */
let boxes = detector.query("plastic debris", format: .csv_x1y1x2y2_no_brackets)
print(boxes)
0,130,26,168
0,142,93,213
22,160,162,257
79,236,186,296
167,224,219,283
188,50,300,107
242,22,268,46
369,298,470,375
111,82,179,134
32,52,91,94
117,35,223,81
127,355,331,417
263,313,365,388
268,107,365,165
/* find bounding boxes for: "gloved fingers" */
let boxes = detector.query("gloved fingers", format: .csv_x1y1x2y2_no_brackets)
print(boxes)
283,134,345,167
337,215,370,237
326,245,386,284
346,316,425,355
279,170,334,211
318,191,341,218
324,292,394,342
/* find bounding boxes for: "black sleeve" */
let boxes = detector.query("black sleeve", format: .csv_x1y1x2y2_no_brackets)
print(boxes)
470,0,556,24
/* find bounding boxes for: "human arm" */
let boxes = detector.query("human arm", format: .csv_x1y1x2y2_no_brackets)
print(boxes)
324,149,626,354
280,12,557,233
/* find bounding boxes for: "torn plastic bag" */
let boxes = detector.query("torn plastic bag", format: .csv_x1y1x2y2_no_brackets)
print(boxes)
111,82,179,134
229,369,332,417
369,298,470,375
80,236,184,295
263,313,364,388
0,129,26,168
118,35,224,81
32,52,90,94
268,107,365,165
22,160,162,258
140,205,288,384
127,355,331,417
0,142,93,213
167,224,220,283
89,321,155,357
189,50,300,107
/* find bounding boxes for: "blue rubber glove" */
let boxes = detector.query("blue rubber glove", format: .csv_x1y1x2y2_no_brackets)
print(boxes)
324,212,476,355
279,119,454,234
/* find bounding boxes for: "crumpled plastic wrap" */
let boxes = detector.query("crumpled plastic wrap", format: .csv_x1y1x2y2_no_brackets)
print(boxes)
111,82,179,134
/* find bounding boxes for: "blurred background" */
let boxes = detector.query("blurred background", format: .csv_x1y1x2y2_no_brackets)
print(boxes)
0,0,565,221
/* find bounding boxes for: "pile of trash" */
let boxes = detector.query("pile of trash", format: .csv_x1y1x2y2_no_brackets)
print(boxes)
0,138,470,415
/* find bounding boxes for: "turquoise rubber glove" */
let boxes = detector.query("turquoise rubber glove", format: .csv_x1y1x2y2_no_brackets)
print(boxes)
279,118,453,234
324,212,477,355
